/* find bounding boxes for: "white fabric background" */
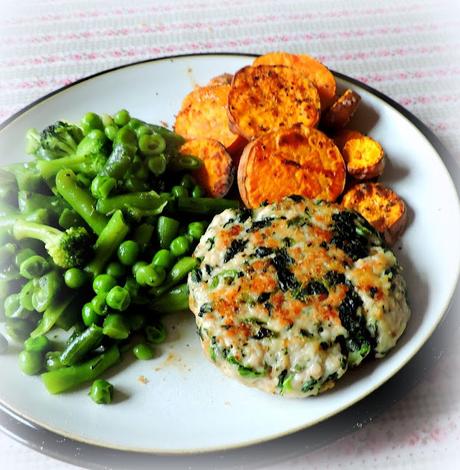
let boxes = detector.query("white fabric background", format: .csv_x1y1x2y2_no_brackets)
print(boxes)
1,1,459,468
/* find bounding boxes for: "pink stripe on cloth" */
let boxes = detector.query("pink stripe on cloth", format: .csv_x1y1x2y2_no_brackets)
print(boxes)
356,67,460,84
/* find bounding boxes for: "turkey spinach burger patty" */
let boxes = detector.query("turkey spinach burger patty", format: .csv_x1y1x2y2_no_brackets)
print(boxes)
188,196,410,397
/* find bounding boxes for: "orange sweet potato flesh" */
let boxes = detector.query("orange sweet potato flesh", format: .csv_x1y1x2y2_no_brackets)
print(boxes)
180,138,235,198
228,65,321,141
238,126,346,208
174,84,246,156
342,182,407,244
253,52,336,109
207,73,233,86
322,89,361,130
334,129,385,180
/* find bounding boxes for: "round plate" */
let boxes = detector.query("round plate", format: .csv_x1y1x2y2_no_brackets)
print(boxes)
0,53,459,455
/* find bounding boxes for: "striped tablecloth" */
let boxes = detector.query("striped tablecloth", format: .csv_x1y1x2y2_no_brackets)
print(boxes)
1,1,459,468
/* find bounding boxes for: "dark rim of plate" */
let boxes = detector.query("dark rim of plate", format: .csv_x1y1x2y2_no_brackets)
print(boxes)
0,52,459,469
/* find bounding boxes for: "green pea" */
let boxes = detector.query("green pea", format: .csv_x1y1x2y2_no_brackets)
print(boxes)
170,235,191,257
114,126,138,153
133,343,154,360
192,185,205,198
24,335,51,354
124,277,139,299
104,124,118,141
147,154,167,176
106,262,126,279
0,333,8,354
81,112,104,135
132,261,148,276
102,314,130,340
180,174,196,189
19,255,50,279
82,302,99,326
65,268,88,289
15,248,36,268
145,322,167,344
106,286,131,312
138,133,166,156
171,185,189,198
93,274,117,294
188,221,206,240
113,109,131,127
86,128,107,143
18,350,43,375
127,118,143,131
135,265,165,287
89,379,114,404
117,240,140,266
91,294,109,316
152,249,174,269
157,216,180,249
45,351,63,371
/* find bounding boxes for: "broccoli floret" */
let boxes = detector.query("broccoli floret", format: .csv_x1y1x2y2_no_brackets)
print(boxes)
13,219,93,268
35,121,84,160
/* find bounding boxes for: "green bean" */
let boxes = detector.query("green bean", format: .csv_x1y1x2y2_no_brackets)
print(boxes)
102,314,130,340
96,191,167,216
176,196,240,215
0,243,17,270
32,271,63,313
151,256,198,297
15,248,36,267
191,185,205,198
180,174,196,189
76,173,91,188
134,223,155,252
93,274,117,295
144,322,167,344
4,293,30,320
60,324,104,366
106,286,131,311
6,318,34,342
139,133,166,156
55,298,82,331
104,125,118,141
0,333,8,354
148,124,185,149
147,154,167,176
91,175,116,199
64,268,89,289
133,343,153,360
19,255,50,279
19,280,35,311
89,379,114,404
157,216,180,249
168,155,202,171
85,210,130,277
101,113,114,128
56,170,108,236
42,345,120,394
19,350,43,375
114,128,137,155
150,283,189,313
117,240,140,266
24,335,51,354
31,292,77,338
171,185,188,198
58,208,85,230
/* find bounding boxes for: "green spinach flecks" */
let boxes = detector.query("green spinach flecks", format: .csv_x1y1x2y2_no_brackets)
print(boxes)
199,302,213,317
224,238,248,263
293,280,328,300
301,378,319,393
247,217,275,232
324,270,346,287
190,268,202,283
237,208,252,223
271,248,300,292
255,246,274,258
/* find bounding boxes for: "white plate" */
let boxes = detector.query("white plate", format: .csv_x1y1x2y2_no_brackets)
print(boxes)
0,53,459,455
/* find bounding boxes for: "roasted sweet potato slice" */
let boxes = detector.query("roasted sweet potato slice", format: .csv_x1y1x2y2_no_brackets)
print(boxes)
253,51,336,109
238,126,346,208
180,138,234,198
333,129,385,180
207,73,233,86
174,84,246,156
342,182,407,244
322,89,361,129
228,65,321,141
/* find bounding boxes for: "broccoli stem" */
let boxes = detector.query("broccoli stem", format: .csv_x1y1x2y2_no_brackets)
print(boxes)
41,345,120,394
13,219,63,246
85,210,129,277
37,155,86,179
56,169,108,235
